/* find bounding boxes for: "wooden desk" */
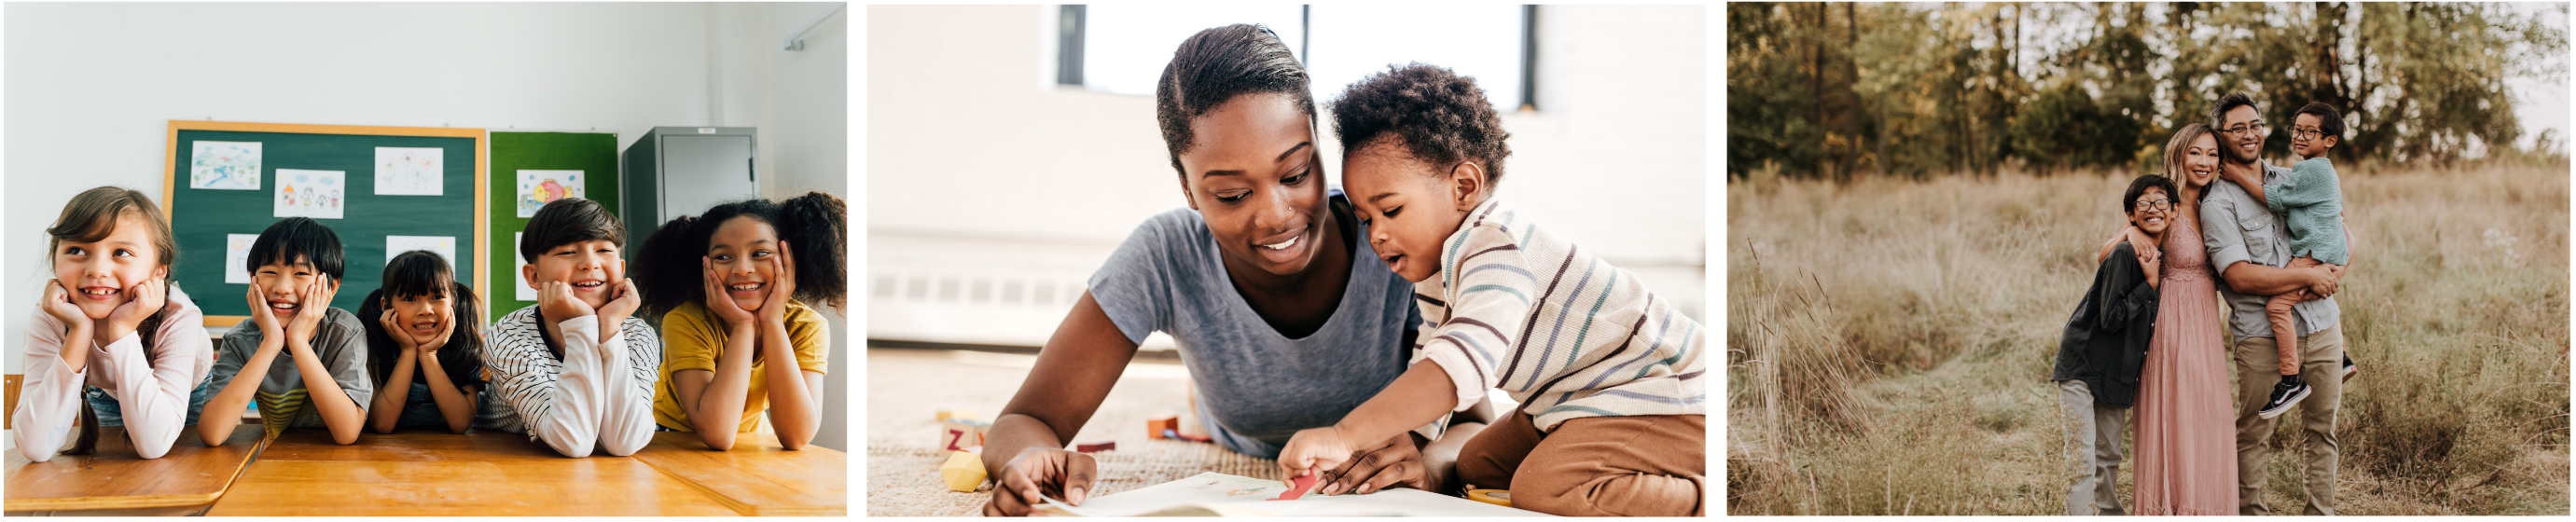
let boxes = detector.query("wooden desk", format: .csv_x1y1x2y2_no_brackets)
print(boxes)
205,430,736,516
630,432,847,515
3,424,265,511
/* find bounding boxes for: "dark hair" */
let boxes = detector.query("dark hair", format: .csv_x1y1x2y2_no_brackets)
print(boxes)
46,186,179,455
356,251,485,391
248,217,345,281
519,198,626,262
2123,174,2180,215
2210,92,2262,130
633,191,849,321
2295,102,2345,139
1330,62,1516,190
1155,24,1317,185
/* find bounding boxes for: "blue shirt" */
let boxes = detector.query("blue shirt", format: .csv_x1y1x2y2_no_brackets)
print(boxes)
1087,194,1421,458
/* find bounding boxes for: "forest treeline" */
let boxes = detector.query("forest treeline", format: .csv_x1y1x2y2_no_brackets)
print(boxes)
1727,2,2568,180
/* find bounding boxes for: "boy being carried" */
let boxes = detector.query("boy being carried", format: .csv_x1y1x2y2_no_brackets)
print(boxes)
2226,103,2350,419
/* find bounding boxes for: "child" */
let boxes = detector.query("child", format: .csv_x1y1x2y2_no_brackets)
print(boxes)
632,192,846,450
2227,102,2348,419
357,250,487,433
1279,63,1706,516
2052,174,2173,515
197,217,372,446
480,198,658,458
14,186,215,460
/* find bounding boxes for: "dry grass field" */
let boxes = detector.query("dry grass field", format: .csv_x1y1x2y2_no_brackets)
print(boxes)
1725,163,2570,515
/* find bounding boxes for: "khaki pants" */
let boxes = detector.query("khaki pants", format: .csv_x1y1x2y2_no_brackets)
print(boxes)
1454,412,1706,516
2057,379,2129,515
2234,325,2344,515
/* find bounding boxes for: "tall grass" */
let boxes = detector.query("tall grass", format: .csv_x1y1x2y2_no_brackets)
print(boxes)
1727,163,2570,515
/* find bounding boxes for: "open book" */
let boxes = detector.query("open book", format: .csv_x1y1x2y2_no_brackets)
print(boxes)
1035,472,1552,517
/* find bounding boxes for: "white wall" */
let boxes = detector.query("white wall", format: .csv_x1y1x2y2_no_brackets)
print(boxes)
866,5,1705,347
5,2,850,450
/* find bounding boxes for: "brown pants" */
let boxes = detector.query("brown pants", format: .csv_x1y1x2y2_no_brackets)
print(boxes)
1454,412,1706,516
2265,256,2334,376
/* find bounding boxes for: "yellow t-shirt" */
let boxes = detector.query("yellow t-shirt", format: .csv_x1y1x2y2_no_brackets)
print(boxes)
651,299,831,433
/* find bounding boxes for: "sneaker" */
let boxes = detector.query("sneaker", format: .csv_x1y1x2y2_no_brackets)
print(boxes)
2343,354,2358,383
2258,377,2311,419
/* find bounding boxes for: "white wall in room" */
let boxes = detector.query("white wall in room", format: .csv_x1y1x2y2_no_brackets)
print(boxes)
866,5,1706,347
5,2,850,451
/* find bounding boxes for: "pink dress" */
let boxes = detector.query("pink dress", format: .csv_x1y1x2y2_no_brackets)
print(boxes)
2131,213,2240,515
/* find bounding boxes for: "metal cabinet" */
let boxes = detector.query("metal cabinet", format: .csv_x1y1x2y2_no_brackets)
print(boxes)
622,127,758,244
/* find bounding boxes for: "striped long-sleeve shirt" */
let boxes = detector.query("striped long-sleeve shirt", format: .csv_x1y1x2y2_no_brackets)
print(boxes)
1414,198,1706,432
478,304,659,458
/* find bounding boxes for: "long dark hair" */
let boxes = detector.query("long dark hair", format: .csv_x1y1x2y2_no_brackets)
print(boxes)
632,192,848,322
45,186,179,455
356,251,486,391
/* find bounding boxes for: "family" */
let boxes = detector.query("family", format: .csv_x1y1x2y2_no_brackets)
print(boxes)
972,24,1707,516
2052,93,2360,515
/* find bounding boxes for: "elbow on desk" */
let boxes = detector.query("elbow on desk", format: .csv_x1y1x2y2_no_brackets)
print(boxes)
698,430,737,451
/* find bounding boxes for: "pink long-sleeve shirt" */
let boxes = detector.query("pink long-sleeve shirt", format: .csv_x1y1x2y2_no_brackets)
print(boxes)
11,286,215,461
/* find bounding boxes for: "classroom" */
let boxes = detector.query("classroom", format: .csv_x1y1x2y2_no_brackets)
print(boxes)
4,2,848,515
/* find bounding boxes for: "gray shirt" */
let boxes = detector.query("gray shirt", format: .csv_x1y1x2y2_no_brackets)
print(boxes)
1088,194,1422,458
211,308,374,429
2200,161,2342,339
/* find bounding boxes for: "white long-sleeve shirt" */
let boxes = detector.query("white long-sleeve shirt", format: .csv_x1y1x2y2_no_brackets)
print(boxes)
12,286,215,461
478,304,658,458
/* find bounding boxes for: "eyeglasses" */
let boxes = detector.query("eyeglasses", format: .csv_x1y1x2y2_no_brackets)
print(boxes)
2222,122,2268,137
2290,128,2327,140
2134,199,2174,212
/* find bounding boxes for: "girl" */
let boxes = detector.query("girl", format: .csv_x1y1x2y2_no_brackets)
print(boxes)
356,250,487,433
14,186,215,461
632,192,846,450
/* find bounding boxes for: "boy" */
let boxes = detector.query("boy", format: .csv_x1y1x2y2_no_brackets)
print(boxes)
197,217,372,446
480,198,659,458
2051,174,2173,515
2227,102,2348,419
1279,63,1706,516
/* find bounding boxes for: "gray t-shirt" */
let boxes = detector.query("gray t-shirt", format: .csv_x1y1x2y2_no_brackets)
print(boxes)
1088,195,1422,458
2202,160,2341,339
210,308,374,430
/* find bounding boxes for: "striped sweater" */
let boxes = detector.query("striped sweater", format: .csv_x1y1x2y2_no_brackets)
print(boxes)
478,304,660,458
1414,198,1706,432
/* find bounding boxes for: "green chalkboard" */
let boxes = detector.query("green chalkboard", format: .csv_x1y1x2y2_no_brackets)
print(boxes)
487,131,621,323
162,121,486,323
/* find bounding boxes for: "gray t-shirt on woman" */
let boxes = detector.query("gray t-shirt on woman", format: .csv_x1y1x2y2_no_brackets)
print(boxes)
1087,194,1422,458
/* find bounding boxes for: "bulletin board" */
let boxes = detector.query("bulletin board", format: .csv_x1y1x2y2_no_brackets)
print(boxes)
161,120,486,326
486,131,621,323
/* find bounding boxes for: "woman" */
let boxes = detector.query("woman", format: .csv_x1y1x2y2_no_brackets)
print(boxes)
2127,123,2240,515
976,24,1490,516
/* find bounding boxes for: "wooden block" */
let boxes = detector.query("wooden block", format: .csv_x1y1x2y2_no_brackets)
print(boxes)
1145,415,1179,439
935,409,977,423
1072,440,1115,452
939,450,987,492
940,419,990,451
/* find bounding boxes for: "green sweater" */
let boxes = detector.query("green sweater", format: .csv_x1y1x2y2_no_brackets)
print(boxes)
2267,157,2348,265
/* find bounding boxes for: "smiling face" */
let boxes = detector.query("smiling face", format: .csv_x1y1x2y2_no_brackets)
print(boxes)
2291,113,2339,159
706,216,782,311
385,286,451,339
523,240,625,309
2129,185,2173,236
51,213,168,320
2181,132,2222,189
1176,92,1332,278
2220,104,2265,164
253,254,324,317
1342,137,1480,282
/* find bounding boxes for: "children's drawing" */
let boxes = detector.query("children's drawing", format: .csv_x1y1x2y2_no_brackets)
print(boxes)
516,170,585,217
225,234,259,284
374,147,444,196
190,141,263,190
274,169,347,219
386,236,458,266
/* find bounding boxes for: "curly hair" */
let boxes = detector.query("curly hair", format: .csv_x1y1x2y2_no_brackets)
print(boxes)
1328,62,1514,189
1155,24,1317,185
632,191,849,321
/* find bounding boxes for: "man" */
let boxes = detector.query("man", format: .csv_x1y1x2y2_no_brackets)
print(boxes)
2199,92,2357,515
